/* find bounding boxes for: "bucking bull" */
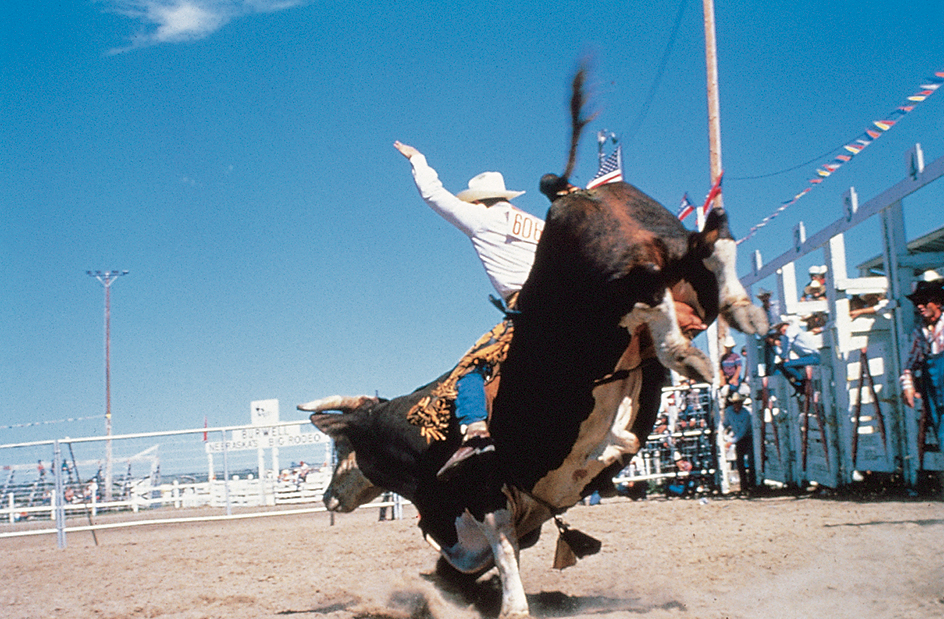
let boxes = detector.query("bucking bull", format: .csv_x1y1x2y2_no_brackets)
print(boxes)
299,71,767,618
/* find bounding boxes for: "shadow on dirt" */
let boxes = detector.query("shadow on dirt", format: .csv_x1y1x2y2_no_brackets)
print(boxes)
423,557,686,618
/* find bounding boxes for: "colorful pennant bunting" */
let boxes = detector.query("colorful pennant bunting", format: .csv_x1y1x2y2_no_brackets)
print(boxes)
739,70,944,244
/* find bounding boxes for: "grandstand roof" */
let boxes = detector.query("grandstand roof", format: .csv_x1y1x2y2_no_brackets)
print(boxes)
856,224,944,276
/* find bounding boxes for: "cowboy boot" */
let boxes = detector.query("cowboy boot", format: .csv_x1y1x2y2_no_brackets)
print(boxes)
436,421,495,482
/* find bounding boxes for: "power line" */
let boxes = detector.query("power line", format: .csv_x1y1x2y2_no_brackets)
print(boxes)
623,0,689,147
727,142,853,181
0,415,105,431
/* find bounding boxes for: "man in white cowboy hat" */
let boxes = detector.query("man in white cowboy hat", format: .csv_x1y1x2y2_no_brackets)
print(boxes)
900,269,944,454
767,315,820,395
719,334,748,398
394,140,544,478
394,141,542,303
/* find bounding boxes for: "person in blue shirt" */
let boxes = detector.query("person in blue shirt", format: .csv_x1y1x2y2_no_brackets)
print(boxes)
723,392,755,493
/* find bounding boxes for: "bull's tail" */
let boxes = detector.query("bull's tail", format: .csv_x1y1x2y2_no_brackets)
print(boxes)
541,60,596,202
563,63,593,180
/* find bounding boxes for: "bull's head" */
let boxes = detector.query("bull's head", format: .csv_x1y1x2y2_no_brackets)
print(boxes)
630,206,767,384
297,395,384,513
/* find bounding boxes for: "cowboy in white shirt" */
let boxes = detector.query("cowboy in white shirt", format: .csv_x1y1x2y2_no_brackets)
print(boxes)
395,141,542,479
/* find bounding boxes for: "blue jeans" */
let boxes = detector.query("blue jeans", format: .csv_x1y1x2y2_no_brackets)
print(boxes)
780,353,821,383
455,366,488,427
921,352,944,449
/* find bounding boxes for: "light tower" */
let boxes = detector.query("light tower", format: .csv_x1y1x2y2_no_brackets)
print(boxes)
87,270,129,502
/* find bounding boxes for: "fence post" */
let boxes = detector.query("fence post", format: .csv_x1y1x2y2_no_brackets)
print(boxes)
222,430,231,517
53,440,66,549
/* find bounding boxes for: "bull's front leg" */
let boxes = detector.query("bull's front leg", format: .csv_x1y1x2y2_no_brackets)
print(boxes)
474,507,530,619
704,238,768,335
620,290,714,384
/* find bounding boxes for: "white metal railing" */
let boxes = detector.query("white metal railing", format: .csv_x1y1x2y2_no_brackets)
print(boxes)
0,422,410,547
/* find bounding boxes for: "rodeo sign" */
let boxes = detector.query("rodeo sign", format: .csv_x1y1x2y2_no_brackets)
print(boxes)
204,399,329,454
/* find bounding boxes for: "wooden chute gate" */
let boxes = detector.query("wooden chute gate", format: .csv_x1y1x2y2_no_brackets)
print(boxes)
741,144,944,488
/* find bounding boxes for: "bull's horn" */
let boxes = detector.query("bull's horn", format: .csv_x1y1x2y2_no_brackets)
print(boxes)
297,395,373,413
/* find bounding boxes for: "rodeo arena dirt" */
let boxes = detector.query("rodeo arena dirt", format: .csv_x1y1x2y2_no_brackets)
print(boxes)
1,491,942,619
2,374,943,619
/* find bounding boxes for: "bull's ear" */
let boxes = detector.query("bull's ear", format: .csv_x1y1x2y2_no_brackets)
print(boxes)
700,207,731,245
702,208,734,244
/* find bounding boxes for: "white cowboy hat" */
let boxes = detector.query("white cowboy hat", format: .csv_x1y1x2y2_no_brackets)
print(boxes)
723,335,736,348
456,172,525,202
918,269,942,283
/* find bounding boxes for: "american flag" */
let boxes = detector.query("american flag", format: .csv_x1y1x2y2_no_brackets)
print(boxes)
586,145,623,189
677,193,695,221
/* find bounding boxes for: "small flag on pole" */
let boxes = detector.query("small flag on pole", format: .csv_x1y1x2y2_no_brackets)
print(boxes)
203,415,208,442
586,146,623,189
677,193,695,221
701,171,724,215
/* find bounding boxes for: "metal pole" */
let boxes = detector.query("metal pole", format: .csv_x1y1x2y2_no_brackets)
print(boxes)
222,430,231,517
87,270,128,503
703,0,724,210
104,281,112,502
53,440,66,549
703,0,727,492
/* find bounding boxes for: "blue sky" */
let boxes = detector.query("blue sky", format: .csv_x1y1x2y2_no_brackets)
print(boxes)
2,0,943,444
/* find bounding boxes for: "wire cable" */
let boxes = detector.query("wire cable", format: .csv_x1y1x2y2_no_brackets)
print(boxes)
623,0,689,146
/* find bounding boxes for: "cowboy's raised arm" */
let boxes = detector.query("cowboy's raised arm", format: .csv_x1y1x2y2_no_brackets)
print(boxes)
393,141,419,160
394,141,486,235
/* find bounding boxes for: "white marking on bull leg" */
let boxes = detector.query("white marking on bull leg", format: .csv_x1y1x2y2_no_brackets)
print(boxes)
475,508,529,619
620,290,712,382
600,394,642,464
704,238,768,334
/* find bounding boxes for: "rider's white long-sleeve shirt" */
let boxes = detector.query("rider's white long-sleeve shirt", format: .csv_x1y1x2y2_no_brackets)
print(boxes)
408,153,544,301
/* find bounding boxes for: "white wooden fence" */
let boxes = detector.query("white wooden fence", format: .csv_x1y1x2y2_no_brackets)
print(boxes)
741,144,944,488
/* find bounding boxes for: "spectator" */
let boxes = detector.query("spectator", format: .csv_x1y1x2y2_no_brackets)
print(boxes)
740,345,751,387
723,392,756,493
803,311,827,335
899,271,944,452
719,335,749,399
802,278,826,302
850,292,886,320
769,316,821,395
756,288,780,327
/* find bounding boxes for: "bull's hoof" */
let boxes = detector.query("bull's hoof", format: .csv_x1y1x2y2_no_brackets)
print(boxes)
674,348,714,384
724,302,769,336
